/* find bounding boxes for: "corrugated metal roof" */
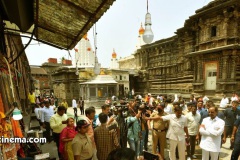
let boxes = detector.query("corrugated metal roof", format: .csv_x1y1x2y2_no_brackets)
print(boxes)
1,0,116,50
34,0,116,50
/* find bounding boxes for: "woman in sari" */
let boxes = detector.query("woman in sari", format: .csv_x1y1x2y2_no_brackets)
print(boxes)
59,117,77,160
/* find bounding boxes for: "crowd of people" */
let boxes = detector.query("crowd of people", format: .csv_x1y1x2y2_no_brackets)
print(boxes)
28,89,240,160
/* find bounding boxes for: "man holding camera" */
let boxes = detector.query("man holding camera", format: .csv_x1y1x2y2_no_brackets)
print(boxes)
147,103,168,158
138,104,150,155
127,107,142,157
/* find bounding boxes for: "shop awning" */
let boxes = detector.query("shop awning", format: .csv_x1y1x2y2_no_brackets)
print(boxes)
1,0,116,50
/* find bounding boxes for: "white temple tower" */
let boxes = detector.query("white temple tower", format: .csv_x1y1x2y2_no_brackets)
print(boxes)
135,23,146,50
75,34,95,68
110,49,119,69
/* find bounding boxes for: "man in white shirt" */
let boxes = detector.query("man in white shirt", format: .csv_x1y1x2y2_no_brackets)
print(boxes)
202,95,209,106
34,102,45,126
50,106,67,158
199,106,225,160
164,99,173,114
35,88,40,97
231,92,238,103
173,94,179,102
96,104,116,127
220,94,229,108
41,101,55,142
185,105,200,159
131,89,135,97
72,97,77,116
145,103,189,160
156,95,163,102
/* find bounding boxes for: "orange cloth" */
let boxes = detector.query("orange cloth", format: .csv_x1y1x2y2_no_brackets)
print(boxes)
10,118,23,138
0,93,5,113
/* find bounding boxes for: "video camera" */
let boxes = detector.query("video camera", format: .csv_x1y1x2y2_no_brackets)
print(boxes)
135,95,142,104
115,105,129,118
115,105,128,112
138,103,150,117
119,100,128,105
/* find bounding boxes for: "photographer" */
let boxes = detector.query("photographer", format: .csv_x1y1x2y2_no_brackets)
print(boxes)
115,104,128,148
127,107,142,157
147,103,168,159
138,104,150,155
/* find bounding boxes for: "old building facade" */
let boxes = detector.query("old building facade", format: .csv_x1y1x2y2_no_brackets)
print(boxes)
51,67,95,104
133,0,240,96
30,66,50,91
107,69,130,97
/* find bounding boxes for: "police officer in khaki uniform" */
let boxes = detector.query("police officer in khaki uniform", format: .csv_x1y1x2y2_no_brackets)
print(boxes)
72,120,93,160
147,103,168,158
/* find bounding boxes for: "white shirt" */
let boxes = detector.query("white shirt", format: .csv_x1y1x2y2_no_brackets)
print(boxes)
156,96,161,101
220,97,229,108
34,107,43,120
137,95,142,100
112,96,116,101
199,117,225,152
41,106,55,122
203,96,209,105
231,96,238,102
186,112,200,135
162,114,187,141
173,94,178,102
164,104,173,114
50,113,67,133
149,97,154,105
72,99,77,108
131,89,134,96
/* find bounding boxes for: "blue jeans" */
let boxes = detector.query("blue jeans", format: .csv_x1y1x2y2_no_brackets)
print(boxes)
140,130,147,155
128,138,140,156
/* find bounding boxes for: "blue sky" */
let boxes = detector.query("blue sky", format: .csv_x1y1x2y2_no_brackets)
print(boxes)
23,0,212,67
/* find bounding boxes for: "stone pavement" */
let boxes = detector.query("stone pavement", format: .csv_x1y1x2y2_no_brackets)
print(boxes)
24,107,234,160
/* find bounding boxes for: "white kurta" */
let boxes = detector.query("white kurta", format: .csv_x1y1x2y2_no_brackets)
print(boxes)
199,117,225,152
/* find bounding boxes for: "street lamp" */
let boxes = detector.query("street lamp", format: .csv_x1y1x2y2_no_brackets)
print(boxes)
143,0,154,44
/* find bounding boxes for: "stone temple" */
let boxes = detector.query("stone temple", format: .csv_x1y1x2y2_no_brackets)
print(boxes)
127,0,240,98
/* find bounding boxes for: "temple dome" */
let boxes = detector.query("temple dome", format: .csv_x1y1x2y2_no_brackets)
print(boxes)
112,49,117,58
83,33,88,40
139,23,145,35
